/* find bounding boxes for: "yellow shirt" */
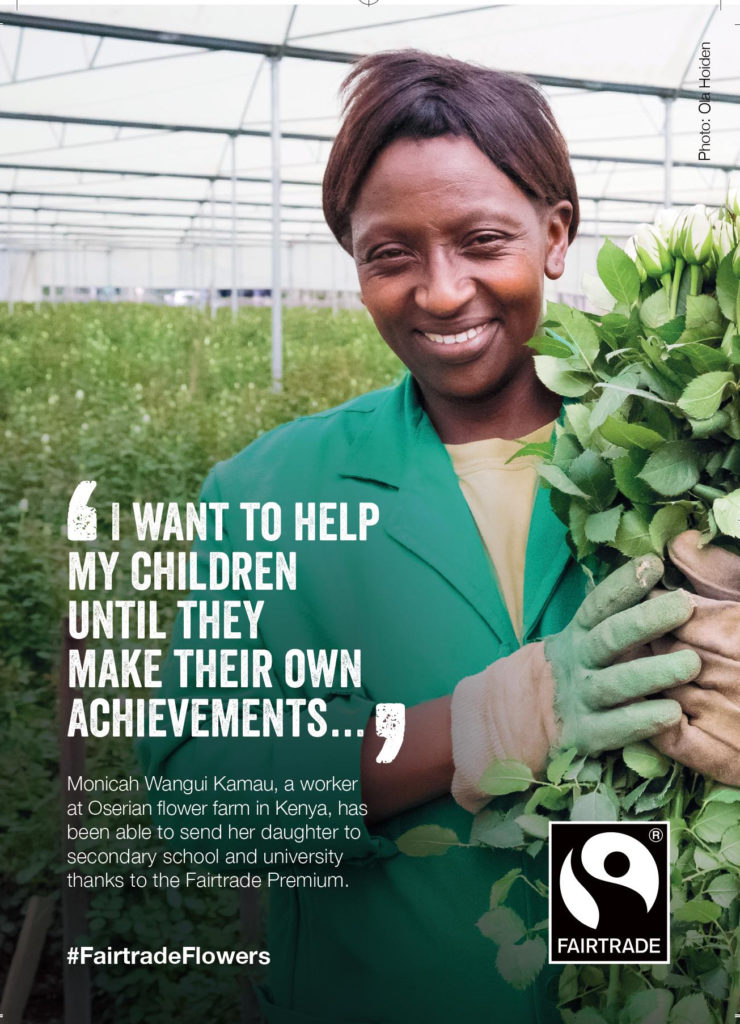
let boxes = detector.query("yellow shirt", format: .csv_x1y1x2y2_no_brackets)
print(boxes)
445,422,554,641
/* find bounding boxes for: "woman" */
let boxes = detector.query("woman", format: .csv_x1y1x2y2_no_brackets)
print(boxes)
140,51,719,1023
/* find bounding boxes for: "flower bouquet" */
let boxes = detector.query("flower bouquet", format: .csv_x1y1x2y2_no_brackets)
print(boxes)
399,196,740,1023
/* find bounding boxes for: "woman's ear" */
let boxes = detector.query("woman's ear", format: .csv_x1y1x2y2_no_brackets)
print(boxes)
544,201,573,281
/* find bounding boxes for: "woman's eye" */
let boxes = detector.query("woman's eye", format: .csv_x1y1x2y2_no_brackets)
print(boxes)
372,247,408,261
469,233,504,247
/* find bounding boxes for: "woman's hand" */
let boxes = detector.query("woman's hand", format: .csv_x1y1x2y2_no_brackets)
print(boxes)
450,555,700,813
650,531,740,786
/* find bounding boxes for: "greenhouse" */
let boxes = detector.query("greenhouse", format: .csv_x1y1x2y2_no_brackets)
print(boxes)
3,5,740,1024
1,5,737,364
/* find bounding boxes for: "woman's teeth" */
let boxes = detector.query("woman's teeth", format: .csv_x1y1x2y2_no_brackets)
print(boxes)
423,322,488,345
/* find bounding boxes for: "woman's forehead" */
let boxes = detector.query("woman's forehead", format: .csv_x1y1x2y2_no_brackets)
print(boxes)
350,137,538,242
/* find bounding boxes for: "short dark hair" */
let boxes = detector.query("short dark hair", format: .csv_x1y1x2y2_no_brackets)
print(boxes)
322,50,580,252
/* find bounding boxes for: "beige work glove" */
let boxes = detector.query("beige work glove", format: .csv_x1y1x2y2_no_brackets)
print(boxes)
450,556,699,813
650,530,740,786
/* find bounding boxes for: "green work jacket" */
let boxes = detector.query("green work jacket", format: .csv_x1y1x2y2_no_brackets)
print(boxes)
139,373,588,1024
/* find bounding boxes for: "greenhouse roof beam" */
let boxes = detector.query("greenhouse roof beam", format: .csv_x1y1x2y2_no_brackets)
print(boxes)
0,188,673,210
0,162,320,187
1,148,737,178
4,202,327,224
2,12,740,104
0,188,319,210
0,110,333,143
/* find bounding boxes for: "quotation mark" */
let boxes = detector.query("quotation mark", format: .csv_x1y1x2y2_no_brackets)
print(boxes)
67,480,98,541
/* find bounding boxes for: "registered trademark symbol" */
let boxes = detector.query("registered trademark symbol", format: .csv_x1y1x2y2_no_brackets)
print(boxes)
649,828,663,842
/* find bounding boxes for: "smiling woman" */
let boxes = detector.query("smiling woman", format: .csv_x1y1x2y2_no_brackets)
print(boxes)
350,135,571,441
139,49,700,1024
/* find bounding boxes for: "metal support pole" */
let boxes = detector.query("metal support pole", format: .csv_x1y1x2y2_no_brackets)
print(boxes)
7,194,13,315
231,135,238,320
209,180,217,317
594,199,600,247
270,56,283,392
663,98,673,209
34,207,41,310
64,241,70,303
50,226,56,304
106,248,112,300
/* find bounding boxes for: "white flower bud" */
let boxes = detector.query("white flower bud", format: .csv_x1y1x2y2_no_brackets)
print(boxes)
680,205,714,265
632,224,673,277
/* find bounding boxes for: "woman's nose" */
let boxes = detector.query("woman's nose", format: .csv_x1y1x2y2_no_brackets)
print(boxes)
414,253,476,316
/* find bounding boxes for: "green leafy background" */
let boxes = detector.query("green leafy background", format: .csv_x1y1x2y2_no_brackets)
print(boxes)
0,302,402,1023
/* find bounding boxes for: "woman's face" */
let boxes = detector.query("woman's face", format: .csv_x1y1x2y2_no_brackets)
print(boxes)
350,135,572,442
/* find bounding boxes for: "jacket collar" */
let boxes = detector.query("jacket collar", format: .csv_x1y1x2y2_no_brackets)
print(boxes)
339,374,571,645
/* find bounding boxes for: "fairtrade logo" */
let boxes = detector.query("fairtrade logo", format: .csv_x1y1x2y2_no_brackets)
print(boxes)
559,831,659,929
549,822,669,964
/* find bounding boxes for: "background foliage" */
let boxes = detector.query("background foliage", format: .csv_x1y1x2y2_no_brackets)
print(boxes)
0,301,401,1023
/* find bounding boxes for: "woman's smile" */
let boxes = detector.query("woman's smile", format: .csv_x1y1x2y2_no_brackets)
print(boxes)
350,135,572,442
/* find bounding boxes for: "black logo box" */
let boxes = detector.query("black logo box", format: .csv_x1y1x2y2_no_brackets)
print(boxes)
548,821,670,965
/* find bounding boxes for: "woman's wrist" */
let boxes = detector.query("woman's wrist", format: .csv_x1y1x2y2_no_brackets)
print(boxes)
360,696,454,826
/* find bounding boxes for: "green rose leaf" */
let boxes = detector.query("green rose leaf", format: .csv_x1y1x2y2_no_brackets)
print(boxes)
477,905,526,944
622,741,671,779
515,814,550,840
570,788,619,821
565,404,595,450
705,786,740,804
694,803,739,843
668,993,713,1024
495,937,547,990
573,1010,610,1024
677,371,734,420
649,505,689,555
654,316,686,343
506,441,554,464
698,965,729,1001
614,509,655,557
470,812,524,849
547,747,578,784
534,355,593,397
716,252,739,321
706,873,740,909
585,505,623,544
550,304,602,369
720,824,740,866
478,759,535,796
618,988,673,1024
597,238,641,307
598,416,665,451
673,899,722,924
614,449,657,504
569,501,596,560
637,442,702,497
553,429,583,469
525,785,568,813
640,287,672,329
395,825,459,857
527,332,573,358
674,342,729,375
588,369,640,430
558,963,579,1004
489,868,521,909
537,462,590,499
713,490,740,539
694,848,720,871
568,449,616,506
685,294,724,332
